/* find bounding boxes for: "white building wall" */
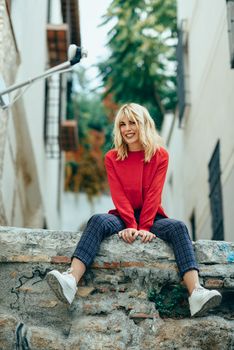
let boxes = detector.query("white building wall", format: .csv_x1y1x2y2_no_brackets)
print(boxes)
10,0,47,188
162,0,234,241
1,0,83,230
8,0,66,229
0,0,25,226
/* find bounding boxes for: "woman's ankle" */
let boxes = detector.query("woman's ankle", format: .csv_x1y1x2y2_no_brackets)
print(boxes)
70,258,86,284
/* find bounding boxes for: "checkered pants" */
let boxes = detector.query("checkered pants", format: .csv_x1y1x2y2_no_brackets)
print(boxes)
72,213,199,278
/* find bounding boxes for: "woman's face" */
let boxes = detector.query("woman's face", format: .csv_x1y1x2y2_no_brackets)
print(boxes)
119,115,142,151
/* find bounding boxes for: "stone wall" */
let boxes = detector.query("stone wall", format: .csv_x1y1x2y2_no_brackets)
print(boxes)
0,226,233,349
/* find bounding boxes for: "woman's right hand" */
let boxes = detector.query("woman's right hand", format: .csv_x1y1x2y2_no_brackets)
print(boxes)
118,228,139,244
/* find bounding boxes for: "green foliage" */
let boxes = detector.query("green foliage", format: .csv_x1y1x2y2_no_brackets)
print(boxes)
65,67,112,198
69,67,112,148
148,284,190,318
98,0,177,129
102,122,114,154
77,153,107,199
65,161,79,192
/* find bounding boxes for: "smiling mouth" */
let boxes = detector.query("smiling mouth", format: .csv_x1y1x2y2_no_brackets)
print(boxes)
125,133,135,138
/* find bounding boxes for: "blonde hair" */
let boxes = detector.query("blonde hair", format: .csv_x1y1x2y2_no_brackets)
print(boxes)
113,103,163,162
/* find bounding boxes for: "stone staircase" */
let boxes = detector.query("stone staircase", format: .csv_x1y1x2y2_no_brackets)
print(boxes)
0,226,233,349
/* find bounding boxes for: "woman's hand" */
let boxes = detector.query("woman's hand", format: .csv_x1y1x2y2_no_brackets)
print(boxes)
138,230,155,243
118,228,139,244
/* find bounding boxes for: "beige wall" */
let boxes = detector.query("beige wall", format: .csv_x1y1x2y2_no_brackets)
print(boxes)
10,0,62,229
0,0,66,229
0,0,26,226
162,0,234,241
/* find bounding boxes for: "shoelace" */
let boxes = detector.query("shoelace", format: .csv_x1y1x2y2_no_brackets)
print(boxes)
193,286,205,294
62,268,73,275
62,268,77,286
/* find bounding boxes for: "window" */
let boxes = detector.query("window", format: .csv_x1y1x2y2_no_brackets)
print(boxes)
208,141,224,240
226,0,234,68
43,76,61,159
189,210,196,241
176,20,190,126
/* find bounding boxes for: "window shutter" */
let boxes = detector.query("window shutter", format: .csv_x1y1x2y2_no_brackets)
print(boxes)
60,120,78,151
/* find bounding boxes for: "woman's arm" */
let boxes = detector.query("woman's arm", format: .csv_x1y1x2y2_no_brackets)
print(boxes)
139,148,169,231
105,155,138,229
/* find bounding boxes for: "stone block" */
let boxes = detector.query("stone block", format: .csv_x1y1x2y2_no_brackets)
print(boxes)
0,314,18,350
129,312,159,320
77,286,95,297
195,240,234,264
28,327,65,350
51,256,71,264
204,278,224,289
224,278,234,289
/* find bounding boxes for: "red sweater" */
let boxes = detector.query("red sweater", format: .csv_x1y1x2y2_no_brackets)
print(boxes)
104,147,169,231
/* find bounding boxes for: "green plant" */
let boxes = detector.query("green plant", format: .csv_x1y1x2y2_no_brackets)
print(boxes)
98,0,178,129
148,284,190,318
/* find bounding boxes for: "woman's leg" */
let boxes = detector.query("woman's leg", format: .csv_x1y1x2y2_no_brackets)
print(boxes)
70,258,86,284
183,270,200,295
71,213,126,282
150,217,199,284
46,213,125,304
150,217,222,316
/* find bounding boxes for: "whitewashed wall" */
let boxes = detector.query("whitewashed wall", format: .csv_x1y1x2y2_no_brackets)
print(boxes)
0,0,67,229
162,0,234,241
0,0,43,228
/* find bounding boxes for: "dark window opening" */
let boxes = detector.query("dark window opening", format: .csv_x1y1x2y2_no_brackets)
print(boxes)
190,210,196,241
43,80,49,143
176,20,190,126
208,140,224,240
226,0,234,68
176,27,185,124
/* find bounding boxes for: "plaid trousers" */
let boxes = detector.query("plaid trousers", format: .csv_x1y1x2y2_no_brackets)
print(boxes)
72,212,199,278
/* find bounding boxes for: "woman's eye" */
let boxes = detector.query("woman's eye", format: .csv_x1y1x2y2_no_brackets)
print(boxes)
130,121,135,125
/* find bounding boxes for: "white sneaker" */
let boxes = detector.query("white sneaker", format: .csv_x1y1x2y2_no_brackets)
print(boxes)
189,286,222,317
46,268,77,304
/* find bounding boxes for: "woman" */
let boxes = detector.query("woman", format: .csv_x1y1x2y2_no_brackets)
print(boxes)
46,103,222,317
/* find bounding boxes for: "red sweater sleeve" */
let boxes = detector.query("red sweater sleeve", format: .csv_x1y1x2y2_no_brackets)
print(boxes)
139,148,169,231
105,154,138,229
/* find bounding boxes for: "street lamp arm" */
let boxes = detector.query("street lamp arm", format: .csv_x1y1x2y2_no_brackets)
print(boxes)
0,62,72,96
0,45,87,109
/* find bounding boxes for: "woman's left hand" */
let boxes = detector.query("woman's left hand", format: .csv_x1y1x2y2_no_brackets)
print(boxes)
138,230,155,243
118,228,139,244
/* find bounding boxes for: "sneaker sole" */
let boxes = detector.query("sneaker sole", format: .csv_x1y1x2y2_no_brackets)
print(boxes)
192,294,222,317
46,273,70,304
